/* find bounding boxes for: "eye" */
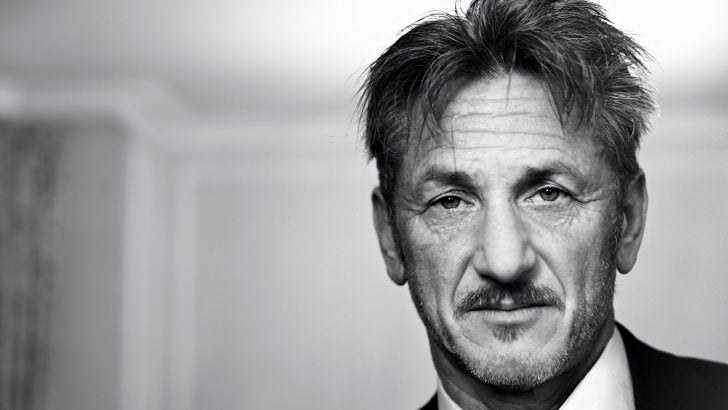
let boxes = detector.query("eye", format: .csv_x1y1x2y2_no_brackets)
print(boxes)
538,187,561,201
437,195,462,209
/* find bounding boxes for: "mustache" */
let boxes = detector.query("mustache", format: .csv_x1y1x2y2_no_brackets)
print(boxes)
455,281,562,316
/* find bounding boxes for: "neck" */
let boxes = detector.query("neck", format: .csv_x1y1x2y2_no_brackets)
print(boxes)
432,316,615,410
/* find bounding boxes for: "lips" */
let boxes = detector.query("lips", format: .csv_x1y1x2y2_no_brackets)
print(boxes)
468,298,555,312
465,300,558,327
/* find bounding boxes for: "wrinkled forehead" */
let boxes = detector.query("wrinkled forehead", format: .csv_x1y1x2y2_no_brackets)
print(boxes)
405,73,588,165
442,74,562,135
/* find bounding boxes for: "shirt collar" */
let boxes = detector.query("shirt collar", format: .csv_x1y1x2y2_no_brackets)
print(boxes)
436,327,634,410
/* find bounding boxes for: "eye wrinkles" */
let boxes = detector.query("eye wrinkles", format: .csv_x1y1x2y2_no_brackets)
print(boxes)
398,159,612,233
411,161,589,203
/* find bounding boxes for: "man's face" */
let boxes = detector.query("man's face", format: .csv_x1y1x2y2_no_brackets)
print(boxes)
387,73,621,389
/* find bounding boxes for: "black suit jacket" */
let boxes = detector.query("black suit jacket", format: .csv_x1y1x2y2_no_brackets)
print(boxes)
420,323,728,409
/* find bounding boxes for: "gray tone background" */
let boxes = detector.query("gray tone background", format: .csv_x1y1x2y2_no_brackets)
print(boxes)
0,0,726,409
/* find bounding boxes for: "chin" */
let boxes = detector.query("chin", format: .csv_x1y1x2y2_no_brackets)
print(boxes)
450,335,573,391
441,309,569,386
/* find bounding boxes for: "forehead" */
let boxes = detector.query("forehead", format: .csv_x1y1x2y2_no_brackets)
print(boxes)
402,73,603,181
440,74,564,139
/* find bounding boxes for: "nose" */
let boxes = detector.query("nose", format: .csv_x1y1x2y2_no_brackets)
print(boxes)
472,201,537,283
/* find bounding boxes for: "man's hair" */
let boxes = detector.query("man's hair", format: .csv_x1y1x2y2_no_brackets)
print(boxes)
359,0,655,206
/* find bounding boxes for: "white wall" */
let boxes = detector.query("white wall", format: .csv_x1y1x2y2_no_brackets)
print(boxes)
48,118,126,410
616,102,728,360
191,140,433,410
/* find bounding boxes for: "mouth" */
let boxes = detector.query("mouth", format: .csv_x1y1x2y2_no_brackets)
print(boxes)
465,300,558,325
467,296,556,312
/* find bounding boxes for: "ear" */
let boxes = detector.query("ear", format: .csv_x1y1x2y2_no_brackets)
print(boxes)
372,187,406,285
616,170,648,274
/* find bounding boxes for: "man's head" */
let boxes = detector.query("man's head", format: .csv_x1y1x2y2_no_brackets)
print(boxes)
361,0,653,395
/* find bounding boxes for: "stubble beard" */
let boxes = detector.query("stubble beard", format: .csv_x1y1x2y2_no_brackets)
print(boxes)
405,242,618,391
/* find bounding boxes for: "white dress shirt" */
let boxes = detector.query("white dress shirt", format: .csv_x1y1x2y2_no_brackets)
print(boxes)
437,327,635,409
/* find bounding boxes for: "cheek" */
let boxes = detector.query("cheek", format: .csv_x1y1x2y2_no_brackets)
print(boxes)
401,223,475,313
530,216,613,304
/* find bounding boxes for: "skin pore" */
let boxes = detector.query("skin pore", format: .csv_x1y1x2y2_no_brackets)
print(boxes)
372,73,648,409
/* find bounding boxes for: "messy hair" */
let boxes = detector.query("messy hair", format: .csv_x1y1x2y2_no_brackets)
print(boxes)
359,0,655,206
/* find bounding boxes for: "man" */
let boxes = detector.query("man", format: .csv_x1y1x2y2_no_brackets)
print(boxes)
359,0,728,408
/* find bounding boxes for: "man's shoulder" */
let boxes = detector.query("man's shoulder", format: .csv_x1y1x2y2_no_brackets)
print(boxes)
617,323,728,409
419,325,728,410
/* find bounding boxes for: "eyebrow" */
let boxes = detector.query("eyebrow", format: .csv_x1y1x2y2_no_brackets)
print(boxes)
524,159,582,177
413,160,585,192
522,164,573,182
519,162,586,190
414,165,479,191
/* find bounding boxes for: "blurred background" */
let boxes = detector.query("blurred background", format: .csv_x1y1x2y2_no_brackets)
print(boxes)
0,0,726,409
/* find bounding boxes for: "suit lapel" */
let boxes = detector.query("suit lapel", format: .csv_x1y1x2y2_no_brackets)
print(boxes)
419,394,438,410
616,322,695,410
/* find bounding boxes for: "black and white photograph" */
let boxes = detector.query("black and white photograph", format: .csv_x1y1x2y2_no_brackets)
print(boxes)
1,0,727,409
